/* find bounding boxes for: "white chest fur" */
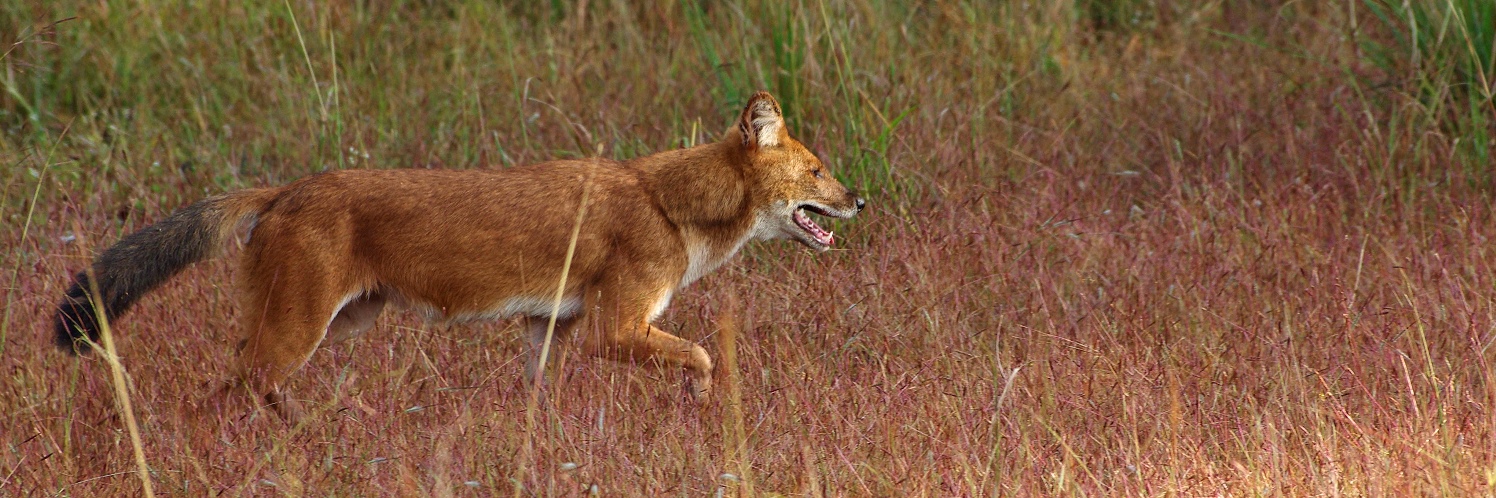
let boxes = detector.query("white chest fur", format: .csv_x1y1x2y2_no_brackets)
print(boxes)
678,222,763,288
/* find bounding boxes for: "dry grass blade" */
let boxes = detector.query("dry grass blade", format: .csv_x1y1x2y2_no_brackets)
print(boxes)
719,295,751,496
0,119,70,356
83,272,154,498
515,163,595,496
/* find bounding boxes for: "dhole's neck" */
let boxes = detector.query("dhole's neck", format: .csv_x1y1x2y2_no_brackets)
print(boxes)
629,141,761,286
629,141,753,232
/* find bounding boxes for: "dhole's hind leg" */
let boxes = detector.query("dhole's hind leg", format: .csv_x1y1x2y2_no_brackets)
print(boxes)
325,293,386,345
523,315,579,387
234,278,349,422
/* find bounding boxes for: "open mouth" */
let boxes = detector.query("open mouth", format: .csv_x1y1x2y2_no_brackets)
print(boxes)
793,205,835,247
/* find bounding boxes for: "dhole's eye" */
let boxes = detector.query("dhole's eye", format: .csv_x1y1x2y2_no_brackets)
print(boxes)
811,168,824,179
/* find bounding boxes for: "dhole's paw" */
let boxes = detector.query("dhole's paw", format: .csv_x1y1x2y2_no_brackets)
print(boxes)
187,379,255,430
262,391,307,424
193,378,306,424
686,372,713,402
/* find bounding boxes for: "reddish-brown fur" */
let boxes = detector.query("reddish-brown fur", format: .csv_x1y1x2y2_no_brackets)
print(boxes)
55,92,863,420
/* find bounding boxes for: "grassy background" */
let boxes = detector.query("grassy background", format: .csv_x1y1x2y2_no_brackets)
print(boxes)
4,0,1496,495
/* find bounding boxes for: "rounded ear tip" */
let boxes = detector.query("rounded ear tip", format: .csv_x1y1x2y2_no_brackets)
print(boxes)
744,92,783,119
748,91,778,105
736,91,786,149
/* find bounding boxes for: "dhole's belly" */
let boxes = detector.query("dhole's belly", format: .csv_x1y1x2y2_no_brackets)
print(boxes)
388,290,583,323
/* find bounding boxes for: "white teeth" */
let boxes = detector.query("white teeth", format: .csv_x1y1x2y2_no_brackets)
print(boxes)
792,207,834,246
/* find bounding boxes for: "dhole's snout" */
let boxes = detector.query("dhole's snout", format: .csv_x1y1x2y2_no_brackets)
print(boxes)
830,188,865,217
784,188,864,251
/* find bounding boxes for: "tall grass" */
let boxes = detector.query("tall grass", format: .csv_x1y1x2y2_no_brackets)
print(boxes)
4,0,1495,495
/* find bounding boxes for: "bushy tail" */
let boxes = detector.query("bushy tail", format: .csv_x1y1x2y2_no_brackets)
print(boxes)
55,188,278,354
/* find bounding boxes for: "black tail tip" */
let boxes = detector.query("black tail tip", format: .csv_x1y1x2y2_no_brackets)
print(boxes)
54,286,100,355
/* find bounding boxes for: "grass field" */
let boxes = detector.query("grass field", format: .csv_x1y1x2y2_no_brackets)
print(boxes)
4,0,1496,495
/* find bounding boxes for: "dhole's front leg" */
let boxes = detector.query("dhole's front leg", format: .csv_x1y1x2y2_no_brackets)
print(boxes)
582,289,713,400
583,320,714,400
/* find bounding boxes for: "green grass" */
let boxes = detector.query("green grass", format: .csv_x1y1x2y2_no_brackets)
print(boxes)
4,0,1496,495
1362,0,1496,166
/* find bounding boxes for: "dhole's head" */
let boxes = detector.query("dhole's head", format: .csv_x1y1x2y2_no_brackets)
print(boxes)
731,92,865,251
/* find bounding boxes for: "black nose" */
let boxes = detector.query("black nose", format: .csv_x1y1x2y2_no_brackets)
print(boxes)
855,197,866,211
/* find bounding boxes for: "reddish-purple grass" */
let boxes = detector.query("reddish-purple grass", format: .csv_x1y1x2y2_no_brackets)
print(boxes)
4,1,1495,495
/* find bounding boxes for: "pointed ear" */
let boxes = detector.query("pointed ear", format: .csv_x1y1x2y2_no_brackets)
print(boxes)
736,91,785,150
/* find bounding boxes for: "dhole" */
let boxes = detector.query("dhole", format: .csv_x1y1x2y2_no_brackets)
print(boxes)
54,92,864,420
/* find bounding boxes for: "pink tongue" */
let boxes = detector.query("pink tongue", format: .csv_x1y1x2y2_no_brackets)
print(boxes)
796,210,833,245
